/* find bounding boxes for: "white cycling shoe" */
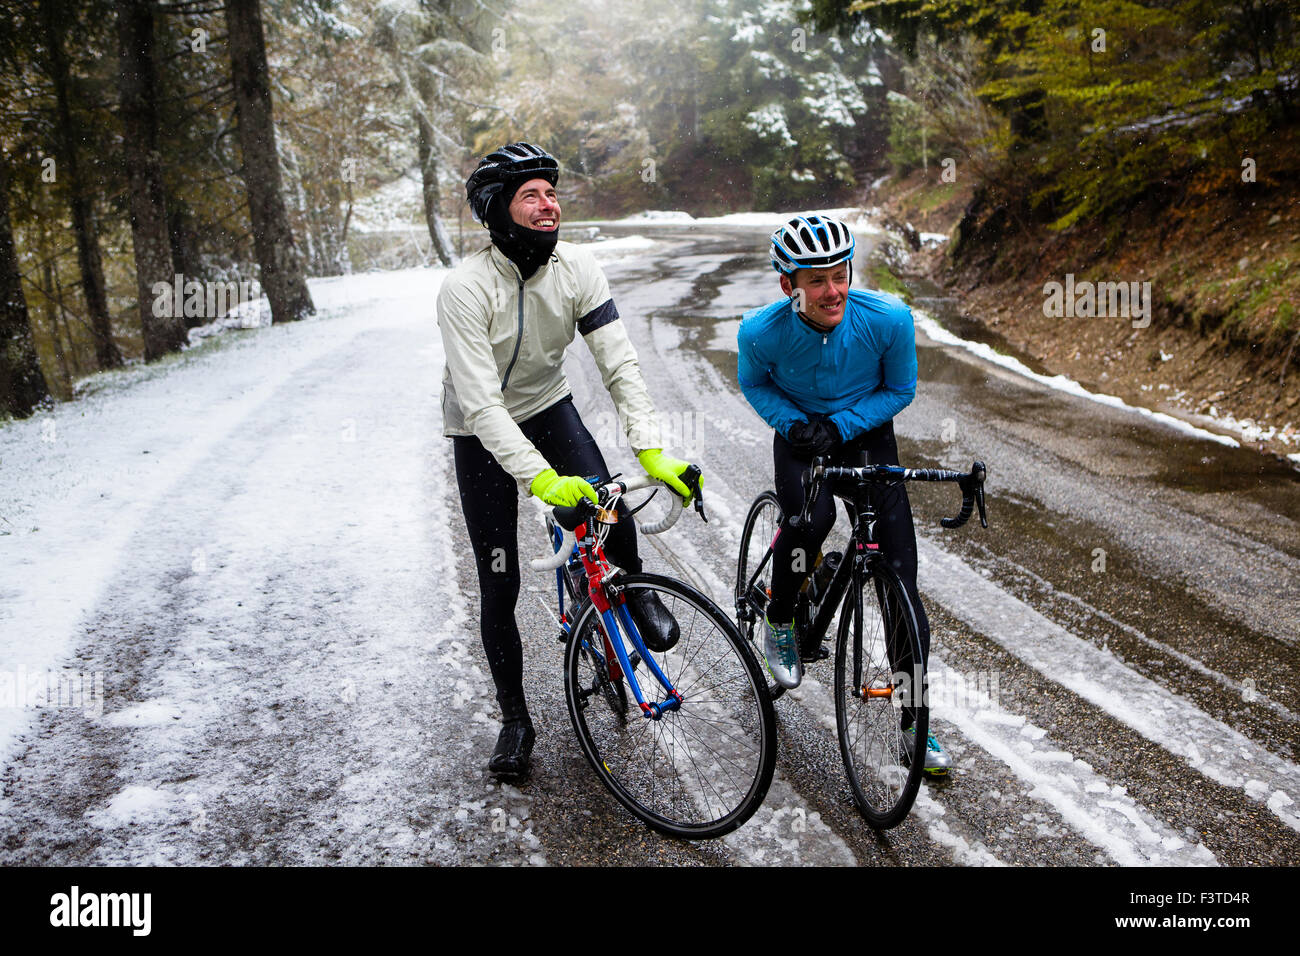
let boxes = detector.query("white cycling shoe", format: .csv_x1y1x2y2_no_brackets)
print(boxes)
762,616,803,689
901,726,952,775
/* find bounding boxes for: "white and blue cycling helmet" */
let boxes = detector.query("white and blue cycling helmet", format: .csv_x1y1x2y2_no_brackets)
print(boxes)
770,215,856,274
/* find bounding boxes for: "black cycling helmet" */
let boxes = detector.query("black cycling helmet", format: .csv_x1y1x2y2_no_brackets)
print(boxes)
466,142,560,224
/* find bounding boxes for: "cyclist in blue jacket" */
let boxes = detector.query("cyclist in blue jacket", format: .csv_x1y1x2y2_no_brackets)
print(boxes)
737,214,950,774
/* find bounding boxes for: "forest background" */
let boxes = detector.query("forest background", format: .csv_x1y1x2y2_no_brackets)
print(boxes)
1,0,1295,448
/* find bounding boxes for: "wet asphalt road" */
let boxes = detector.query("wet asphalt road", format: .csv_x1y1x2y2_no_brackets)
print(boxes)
516,221,1300,865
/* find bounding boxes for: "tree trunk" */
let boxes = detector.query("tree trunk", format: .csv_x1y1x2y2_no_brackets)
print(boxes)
40,0,122,369
226,0,315,322
117,0,186,360
166,200,200,292
0,164,52,418
46,229,84,378
41,257,73,393
416,105,455,267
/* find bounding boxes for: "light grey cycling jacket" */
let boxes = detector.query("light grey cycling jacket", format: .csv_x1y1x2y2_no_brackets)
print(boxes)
437,240,660,491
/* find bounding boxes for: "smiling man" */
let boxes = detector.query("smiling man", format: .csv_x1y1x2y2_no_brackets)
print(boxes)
437,143,699,779
736,214,949,773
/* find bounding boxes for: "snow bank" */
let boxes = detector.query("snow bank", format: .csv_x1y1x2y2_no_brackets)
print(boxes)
573,234,658,260
912,307,1241,449
604,207,865,229
614,210,696,223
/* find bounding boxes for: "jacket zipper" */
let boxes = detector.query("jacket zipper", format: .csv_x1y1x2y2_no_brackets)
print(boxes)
500,276,525,391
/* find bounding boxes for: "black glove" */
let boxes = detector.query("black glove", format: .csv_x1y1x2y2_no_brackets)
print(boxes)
787,418,841,460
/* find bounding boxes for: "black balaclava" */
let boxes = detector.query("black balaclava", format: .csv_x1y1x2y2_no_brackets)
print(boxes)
486,176,558,281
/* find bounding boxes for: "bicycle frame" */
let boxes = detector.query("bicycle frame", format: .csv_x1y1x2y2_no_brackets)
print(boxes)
549,521,683,719
740,479,925,703
740,482,878,648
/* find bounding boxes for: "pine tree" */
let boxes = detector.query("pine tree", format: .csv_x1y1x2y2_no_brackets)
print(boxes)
227,0,315,322
117,0,186,359
38,0,124,368
0,160,51,418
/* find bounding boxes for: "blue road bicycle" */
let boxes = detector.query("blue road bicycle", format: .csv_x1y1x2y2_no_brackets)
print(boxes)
532,471,776,839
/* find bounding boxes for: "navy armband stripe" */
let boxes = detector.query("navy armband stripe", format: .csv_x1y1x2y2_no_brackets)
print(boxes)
578,298,619,336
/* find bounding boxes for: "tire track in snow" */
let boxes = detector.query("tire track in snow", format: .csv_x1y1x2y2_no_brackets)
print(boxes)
919,542,1300,833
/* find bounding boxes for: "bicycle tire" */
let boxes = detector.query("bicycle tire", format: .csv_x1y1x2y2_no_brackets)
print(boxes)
833,557,927,829
736,490,788,702
565,573,777,839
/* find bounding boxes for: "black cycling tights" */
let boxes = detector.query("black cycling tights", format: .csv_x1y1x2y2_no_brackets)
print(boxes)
769,421,931,666
452,396,641,719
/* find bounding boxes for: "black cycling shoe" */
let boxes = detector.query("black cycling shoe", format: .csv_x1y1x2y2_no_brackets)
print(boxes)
627,590,679,652
487,718,536,779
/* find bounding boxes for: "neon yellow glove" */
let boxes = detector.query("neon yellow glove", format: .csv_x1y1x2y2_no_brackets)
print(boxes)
530,468,599,508
637,449,697,504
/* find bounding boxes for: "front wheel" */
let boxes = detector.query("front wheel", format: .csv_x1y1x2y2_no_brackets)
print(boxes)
565,573,777,839
833,558,927,829
736,490,787,702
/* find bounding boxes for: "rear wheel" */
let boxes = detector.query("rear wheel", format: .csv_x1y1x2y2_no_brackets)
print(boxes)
833,557,927,829
736,491,786,701
566,574,776,839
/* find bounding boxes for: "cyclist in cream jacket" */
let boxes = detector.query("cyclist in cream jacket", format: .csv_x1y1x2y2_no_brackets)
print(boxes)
438,143,700,779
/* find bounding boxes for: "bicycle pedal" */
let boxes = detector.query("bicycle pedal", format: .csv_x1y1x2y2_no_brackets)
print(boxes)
799,642,829,664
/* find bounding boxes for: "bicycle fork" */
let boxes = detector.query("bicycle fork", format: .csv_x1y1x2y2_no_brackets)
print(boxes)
562,523,682,721
604,598,682,720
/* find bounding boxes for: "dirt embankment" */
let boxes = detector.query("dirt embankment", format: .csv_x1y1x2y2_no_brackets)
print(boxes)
870,167,1300,465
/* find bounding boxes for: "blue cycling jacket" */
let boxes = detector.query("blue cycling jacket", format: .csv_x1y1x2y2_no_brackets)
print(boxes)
736,288,918,441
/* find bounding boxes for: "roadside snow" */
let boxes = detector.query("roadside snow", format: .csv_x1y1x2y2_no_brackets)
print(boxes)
605,207,864,228
911,307,1241,449
614,210,696,223
0,267,446,776
574,234,658,260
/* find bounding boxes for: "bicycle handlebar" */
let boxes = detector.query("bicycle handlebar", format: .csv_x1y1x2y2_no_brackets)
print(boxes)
528,470,700,572
797,459,988,531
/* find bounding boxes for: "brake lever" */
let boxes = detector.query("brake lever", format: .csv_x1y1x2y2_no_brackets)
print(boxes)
790,457,825,530
551,496,597,533
679,464,707,523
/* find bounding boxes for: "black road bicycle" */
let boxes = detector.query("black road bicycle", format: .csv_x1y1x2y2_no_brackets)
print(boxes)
735,459,987,828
